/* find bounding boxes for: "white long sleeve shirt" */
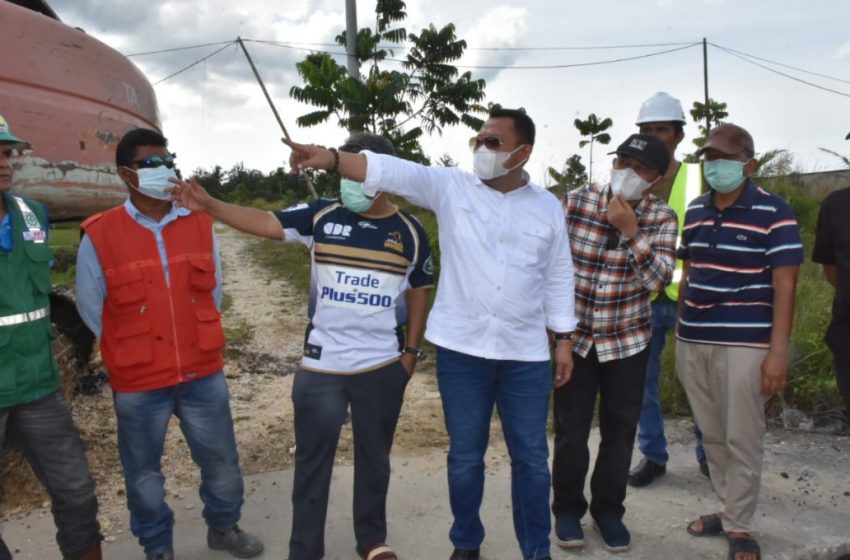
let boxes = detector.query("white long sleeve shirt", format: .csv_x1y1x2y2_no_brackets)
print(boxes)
361,151,577,361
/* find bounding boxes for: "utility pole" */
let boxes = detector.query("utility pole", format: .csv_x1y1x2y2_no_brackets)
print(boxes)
703,37,711,134
345,0,360,81
236,37,319,199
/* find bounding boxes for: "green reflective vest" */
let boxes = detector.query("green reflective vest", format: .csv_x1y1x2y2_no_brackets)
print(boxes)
656,162,702,301
0,194,60,409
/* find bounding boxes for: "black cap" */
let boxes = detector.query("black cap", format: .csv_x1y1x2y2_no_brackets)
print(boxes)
339,132,396,156
608,133,670,174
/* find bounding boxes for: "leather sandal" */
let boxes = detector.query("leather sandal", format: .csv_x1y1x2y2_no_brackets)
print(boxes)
686,513,725,537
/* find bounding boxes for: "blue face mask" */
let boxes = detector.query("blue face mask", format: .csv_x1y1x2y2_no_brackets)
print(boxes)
703,159,747,193
340,179,374,213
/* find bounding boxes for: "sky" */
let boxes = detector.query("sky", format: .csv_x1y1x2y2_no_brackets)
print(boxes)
50,0,850,187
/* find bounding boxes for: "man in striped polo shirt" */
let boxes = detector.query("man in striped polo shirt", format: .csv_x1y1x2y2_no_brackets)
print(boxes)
676,124,803,560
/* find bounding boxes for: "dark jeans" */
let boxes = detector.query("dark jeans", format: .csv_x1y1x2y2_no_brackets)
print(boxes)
113,371,245,556
637,298,706,465
553,346,649,522
436,347,552,560
0,391,101,558
289,361,409,560
833,354,850,425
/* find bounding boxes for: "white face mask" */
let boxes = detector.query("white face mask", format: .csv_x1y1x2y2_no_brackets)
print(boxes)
473,145,526,181
125,166,178,201
610,167,653,201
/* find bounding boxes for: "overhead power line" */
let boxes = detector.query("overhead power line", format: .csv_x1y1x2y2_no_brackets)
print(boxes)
127,40,234,57
711,43,850,99
153,41,236,85
711,43,850,85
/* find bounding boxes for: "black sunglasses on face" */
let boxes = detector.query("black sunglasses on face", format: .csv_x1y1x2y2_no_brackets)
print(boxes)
132,154,177,169
469,135,504,151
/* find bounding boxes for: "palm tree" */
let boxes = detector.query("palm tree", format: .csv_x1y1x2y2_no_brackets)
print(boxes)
574,113,612,185
819,147,850,170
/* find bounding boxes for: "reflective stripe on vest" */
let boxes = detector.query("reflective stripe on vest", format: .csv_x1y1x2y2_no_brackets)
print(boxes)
0,306,49,327
659,162,702,301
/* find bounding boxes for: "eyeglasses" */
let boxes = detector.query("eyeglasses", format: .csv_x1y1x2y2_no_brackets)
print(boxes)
1,147,28,158
468,135,504,151
132,154,177,169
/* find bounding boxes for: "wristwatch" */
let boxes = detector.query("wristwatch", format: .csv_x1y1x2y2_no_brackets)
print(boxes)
553,332,574,342
402,346,425,360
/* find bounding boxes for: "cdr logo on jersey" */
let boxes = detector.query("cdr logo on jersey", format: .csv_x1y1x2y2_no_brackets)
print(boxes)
317,266,400,312
322,222,352,239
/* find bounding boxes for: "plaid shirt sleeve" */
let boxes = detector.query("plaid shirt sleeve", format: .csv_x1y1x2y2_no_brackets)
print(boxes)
625,205,677,292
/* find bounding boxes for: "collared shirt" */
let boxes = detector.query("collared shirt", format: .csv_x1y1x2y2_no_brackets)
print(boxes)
76,199,223,338
274,198,434,374
360,151,577,362
813,185,850,354
565,184,677,362
0,212,11,252
677,180,804,348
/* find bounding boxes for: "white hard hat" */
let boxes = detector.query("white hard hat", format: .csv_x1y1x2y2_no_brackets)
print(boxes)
635,92,687,125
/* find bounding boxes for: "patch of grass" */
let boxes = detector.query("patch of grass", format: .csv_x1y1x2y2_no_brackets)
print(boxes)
220,292,234,315
244,236,313,297
49,221,81,287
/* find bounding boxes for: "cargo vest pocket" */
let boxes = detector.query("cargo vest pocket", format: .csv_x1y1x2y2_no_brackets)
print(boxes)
106,266,146,306
113,320,153,367
0,330,17,395
189,258,217,291
24,241,53,294
195,307,225,352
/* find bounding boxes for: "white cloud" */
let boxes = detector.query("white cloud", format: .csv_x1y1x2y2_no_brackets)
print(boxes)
837,41,850,59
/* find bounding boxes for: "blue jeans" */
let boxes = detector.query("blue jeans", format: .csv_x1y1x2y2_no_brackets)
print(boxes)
113,372,244,555
638,298,706,465
436,347,552,560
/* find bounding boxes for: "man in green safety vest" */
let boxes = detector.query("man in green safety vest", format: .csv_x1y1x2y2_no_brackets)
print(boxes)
627,93,707,488
0,114,102,560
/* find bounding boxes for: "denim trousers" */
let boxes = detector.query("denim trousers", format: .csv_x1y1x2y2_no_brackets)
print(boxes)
288,361,409,560
112,371,244,555
436,347,552,560
637,298,706,466
553,346,649,522
0,391,101,558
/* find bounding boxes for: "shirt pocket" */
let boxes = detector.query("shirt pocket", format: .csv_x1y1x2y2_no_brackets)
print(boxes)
195,307,225,352
23,240,53,295
189,258,217,292
106,266,146,306
516,226,551,268
113,320,153,367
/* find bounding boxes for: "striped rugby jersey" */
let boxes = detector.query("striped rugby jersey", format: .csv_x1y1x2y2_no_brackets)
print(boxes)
565,184,677,362
274,199,434,374
676,180,803,348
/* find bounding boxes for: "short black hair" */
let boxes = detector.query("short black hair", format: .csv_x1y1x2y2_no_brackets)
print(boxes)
489,107,536,145
116,128,167,167
339,132,395,156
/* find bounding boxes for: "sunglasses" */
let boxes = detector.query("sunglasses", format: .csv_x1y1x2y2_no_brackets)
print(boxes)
468,135,504,151
1,147,28,158
132,154,177,169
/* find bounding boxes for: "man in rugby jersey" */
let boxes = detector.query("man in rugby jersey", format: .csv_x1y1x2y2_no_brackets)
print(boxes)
170,133,433,560
676,124,803,560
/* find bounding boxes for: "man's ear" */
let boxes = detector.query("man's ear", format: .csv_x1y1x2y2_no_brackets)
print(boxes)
743,158,759,178
117,166,136,187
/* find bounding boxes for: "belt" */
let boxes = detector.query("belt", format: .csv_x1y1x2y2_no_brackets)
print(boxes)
0,307,49,327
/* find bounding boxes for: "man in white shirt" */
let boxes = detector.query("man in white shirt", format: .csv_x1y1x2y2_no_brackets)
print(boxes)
278,108,577,560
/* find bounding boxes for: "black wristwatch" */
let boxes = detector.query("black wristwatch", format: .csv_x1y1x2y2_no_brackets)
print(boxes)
553,332,574,342
402,346,425,360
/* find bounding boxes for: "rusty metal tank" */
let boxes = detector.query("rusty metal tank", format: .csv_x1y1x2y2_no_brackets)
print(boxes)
1,0,161,220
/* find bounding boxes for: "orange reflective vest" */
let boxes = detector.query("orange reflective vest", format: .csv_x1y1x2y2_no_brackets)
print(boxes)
82,208,225,392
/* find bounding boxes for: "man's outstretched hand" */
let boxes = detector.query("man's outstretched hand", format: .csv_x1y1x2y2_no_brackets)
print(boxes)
168,177,212,212
283,138,334,173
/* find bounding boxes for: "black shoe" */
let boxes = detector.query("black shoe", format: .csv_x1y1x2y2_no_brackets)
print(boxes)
627,457,666,487
449,549,480,560
699,461,710,478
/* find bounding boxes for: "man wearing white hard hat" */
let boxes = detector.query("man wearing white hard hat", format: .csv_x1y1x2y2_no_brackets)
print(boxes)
627,93,707,489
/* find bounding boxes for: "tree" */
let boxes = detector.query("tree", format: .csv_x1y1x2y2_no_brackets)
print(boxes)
818,147,850,169
289,0,487,163
689,98,729,152
547,154,587,199
437,153,458,167
755,149,794,179
573,113,612,185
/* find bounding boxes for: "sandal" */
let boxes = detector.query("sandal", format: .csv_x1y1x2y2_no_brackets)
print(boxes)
686,513,724,537
727,535,761,560
358,543,399,560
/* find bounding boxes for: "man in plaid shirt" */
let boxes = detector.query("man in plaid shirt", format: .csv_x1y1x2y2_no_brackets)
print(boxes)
552,134,677,553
